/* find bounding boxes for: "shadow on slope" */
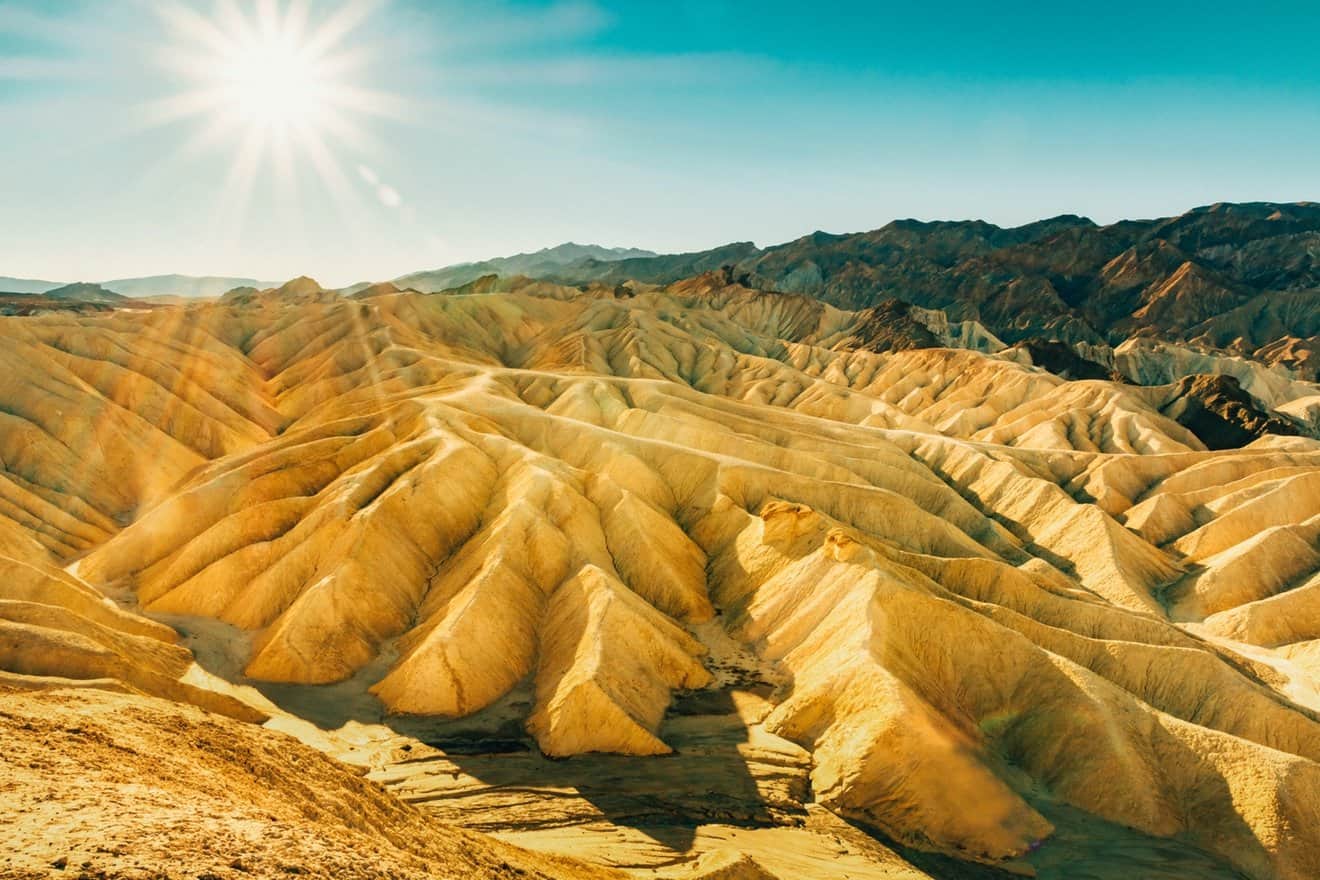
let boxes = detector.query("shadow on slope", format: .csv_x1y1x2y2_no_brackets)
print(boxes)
166,612,796,857
855,800,1249,880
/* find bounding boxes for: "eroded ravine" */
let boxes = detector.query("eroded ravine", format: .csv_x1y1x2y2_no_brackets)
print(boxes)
2,281,1318,880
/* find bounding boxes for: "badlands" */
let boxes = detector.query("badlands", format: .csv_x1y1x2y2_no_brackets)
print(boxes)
1,259,1319,879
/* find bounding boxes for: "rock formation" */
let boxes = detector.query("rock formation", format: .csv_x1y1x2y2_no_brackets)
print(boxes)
0,275,1317,879
0,687,621,880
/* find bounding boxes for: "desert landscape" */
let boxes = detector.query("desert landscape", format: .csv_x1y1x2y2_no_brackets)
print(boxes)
1,201,1319,879
4,2,1320,878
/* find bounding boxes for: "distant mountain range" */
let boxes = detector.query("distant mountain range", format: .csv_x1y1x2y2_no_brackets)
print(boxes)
516,202,1320,380
101,274,277,299
385,242,657,294
0,274,276,299
350,202,1315,382
0,276,65,295
0,244,657,300
4,204,1318,384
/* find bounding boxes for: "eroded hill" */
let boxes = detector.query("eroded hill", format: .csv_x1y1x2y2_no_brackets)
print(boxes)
1,277,1319,879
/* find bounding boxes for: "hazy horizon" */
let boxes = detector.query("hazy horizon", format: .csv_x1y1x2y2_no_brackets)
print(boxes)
3,1,1320,286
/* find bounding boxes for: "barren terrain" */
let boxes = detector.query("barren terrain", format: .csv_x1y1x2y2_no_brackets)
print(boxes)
2,268,1318,879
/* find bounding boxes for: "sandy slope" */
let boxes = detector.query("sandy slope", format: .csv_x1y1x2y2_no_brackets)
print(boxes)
0,687,621,880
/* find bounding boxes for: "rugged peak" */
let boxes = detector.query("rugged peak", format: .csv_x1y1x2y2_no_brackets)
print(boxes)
1160,372,1300,449
43,282,127,304
447,273,508,295
666,265,756,295
275,276,323,297
348,281,403,300
1010,338,1127,382
850,298,941,352
219,276,336,306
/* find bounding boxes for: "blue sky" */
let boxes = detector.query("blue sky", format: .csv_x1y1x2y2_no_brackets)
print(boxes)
2,0,1319,286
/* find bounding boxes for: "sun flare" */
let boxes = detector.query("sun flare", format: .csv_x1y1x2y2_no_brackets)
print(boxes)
146,0,404,228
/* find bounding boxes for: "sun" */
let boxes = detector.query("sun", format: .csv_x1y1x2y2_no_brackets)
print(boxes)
144,0,405,226
219,29,329,129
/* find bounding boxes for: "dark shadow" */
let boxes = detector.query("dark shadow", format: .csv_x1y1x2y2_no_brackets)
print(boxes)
976,660,1269,880
842,798,1251,880
1025,801,1251,880
167,609,799,858
908,452,1082,577
389,682,804,855
838,824,1023,880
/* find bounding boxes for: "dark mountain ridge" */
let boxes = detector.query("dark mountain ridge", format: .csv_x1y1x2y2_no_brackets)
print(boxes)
392,241,659,293
523,201,1320,379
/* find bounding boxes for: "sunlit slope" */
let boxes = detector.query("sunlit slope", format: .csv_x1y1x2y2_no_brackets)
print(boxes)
0,469,263,721
1118,440,1320,670
1,687,622,880
1,279,1318,877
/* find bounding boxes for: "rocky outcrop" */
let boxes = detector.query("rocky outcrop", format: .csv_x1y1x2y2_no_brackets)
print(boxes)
1154,374,1300,449
1004,338,1127,381
0,687,621,880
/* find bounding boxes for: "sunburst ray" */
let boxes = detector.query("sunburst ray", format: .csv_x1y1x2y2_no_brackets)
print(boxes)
141,0,407,236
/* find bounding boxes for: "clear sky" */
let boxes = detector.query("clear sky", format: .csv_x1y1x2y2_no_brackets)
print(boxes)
2,0,1319,286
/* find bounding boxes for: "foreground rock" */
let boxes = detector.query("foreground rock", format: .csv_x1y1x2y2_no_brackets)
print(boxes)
0,687,621,880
